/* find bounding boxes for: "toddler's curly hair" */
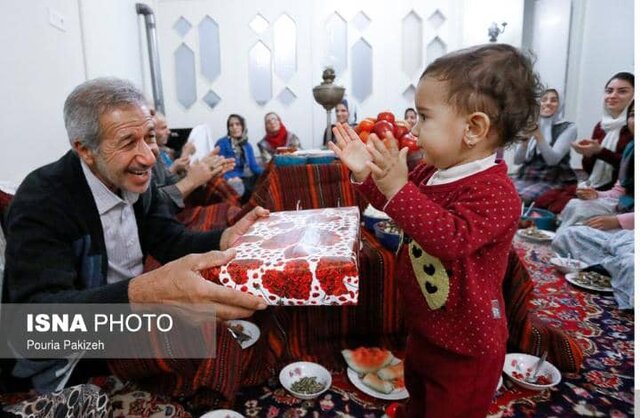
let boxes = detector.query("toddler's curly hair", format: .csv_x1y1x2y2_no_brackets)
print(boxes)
421,43,543,147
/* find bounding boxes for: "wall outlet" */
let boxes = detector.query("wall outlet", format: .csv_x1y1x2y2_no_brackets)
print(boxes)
48,7,66,32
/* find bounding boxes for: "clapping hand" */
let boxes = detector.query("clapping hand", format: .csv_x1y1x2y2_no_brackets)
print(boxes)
328,123,373,182
571,139,602,157
202,154,235,177
170,154,191,175
365,132,409,199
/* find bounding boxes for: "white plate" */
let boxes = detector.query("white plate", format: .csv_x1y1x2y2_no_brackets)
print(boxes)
346,357,409,400
549,257,588,274
516,228,556,242
199,409,244,418
226,320,260,349
565,272,613,293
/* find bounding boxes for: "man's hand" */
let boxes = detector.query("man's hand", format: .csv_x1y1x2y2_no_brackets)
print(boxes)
219,206,270,250
202,154,235,178
328,123,373,182
175,161,217,198
182,142,196,157
585,215,620,230
128,248,267,321
169,154,191,175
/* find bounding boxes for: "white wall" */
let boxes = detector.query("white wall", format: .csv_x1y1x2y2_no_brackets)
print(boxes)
79,0,150,87
461,0,524,47
0,0,152,186
0,0,85,185
525,0,572,97
156,0,463,151
564,0,634,167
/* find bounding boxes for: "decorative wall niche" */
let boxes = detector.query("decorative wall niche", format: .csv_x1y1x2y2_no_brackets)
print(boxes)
249,41,273,105
274,14,297,82
198,16,221,82
174,43,197,108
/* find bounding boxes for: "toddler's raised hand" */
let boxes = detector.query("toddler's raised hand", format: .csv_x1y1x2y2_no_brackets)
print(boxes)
328,123,372,182
366,132,409,200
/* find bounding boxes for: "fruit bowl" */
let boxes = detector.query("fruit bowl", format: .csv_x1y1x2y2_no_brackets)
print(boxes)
374,221,401,251
520,208,557,231
363,204,390,231
503,353,561,391
279,361,332,400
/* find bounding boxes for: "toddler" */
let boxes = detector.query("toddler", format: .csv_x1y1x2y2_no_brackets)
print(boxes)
330,44,542,418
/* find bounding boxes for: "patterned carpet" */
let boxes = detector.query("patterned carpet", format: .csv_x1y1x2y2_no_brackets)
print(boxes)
227,235,634,418
1,237,633,417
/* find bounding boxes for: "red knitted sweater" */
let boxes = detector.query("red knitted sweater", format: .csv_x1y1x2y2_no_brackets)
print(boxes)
357,161,520,357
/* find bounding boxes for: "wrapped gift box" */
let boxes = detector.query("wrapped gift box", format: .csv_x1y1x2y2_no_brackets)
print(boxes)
219,207,360,305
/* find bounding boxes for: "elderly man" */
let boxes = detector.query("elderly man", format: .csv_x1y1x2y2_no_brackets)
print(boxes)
151,111,235,213
2,78,268,393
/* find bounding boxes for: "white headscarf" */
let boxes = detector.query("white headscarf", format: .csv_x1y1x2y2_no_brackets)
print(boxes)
584,101,631,188
525,90,565,161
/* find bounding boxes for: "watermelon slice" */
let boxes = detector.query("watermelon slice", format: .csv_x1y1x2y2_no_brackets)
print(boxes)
342,347,394,374
377,361,404,380
392,377,405,389
362,373,394,394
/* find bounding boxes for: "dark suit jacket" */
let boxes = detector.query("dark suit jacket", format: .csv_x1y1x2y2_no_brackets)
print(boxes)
3,150,223,304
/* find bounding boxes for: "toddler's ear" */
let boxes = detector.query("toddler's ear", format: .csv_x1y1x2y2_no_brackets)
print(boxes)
464,112,491,146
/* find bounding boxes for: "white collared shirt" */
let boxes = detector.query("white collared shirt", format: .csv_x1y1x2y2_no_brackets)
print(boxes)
426,154,498,186
81,161,144,284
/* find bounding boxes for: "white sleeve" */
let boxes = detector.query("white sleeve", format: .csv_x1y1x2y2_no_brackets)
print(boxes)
513,140,530,164
538,124,577,165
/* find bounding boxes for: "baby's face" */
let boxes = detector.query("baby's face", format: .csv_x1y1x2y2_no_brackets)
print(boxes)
412,77,467,169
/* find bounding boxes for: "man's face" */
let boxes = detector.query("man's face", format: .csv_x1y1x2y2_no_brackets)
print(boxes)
79,104,157,194
154,114,171,146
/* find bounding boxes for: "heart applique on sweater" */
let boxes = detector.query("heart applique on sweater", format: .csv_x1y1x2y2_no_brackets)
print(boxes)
408,240,450,310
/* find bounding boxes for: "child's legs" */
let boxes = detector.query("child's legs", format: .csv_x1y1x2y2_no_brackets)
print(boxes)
403,338,504,418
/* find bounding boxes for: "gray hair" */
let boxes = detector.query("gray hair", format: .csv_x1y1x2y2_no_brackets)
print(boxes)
63,77,148,151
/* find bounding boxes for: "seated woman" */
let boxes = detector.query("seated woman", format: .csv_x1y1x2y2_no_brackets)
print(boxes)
557,101,634,233
323,99,354,146
536,72,634,213
215,114,264,202
512,88,577,204
552,101,634,310
257,112,301,163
